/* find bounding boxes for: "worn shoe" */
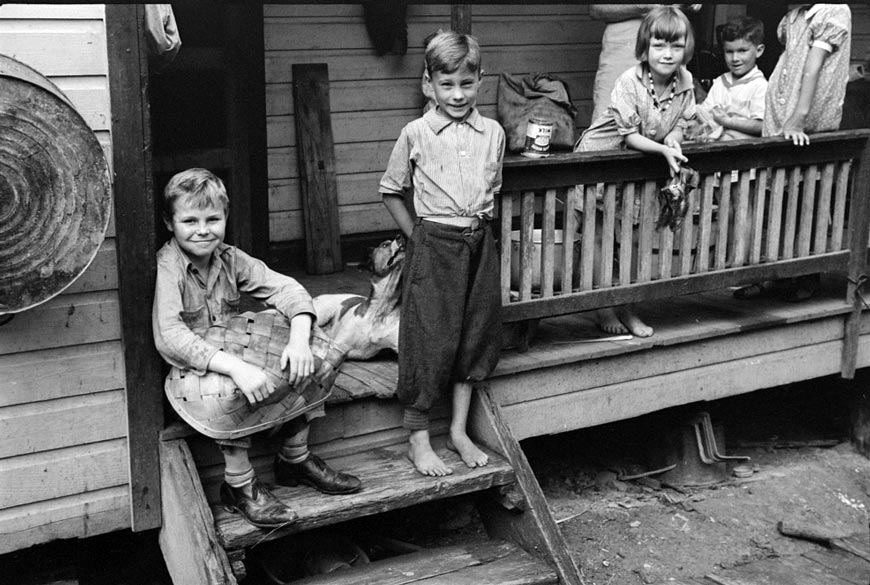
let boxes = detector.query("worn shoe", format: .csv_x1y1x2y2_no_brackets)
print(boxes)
220,477,298,528
274,454,362,495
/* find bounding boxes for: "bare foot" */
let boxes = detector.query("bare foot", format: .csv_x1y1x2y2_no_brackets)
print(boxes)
407,430,452,477
447,431,489,468
618,308,653,337
596,307,629,335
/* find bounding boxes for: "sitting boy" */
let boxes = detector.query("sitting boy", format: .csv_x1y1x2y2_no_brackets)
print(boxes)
698,16,767,141
153,168,361,529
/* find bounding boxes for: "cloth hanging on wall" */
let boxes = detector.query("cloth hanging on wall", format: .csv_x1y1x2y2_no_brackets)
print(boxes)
145,5,182,67
363,0,409,56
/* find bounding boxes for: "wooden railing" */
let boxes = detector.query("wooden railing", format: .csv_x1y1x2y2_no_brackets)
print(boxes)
498,130,870,375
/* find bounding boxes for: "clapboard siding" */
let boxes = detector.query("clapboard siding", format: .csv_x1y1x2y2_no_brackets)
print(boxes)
0,341,125,408
0,487,129,556
264,5,597,241
0,4,129,552
0,438,128,509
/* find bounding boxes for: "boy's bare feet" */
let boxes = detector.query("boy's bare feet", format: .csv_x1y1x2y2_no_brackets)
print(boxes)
596,307,629,335
447,430,489,468
407,430,452,477
618,307,653,337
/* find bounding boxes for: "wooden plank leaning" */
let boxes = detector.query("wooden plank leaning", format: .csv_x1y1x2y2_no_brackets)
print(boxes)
469,386,584,585
293,63,343,274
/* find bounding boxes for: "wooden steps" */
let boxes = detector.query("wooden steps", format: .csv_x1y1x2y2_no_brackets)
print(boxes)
291,540,558,585
212,440,516,550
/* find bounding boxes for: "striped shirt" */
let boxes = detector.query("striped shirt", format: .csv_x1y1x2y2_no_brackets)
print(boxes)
379,107,505,219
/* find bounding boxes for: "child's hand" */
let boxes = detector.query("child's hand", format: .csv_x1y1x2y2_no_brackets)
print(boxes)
661,139,688,176
281,338,315,386
782,115,810,146
230,361,276,405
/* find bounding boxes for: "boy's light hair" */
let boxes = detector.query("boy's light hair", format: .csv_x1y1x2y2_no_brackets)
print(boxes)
163,168,229,220
635,6,695,65
720,16,764,47
424,29,481,76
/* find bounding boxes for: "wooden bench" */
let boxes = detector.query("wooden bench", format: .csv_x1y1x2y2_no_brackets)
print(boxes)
498,130,870,376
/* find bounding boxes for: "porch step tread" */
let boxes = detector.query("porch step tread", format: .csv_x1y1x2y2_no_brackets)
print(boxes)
213,441,515,550
292,539,558,585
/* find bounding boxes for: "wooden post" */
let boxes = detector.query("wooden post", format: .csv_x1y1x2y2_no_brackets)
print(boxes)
841,136,870,378
158,440,237,585
469,386,584,585
106,4,163,532
451,5,472,34
293,63,343,275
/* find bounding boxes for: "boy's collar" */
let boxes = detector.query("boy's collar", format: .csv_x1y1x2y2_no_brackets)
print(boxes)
723,66,764,86
634,63,694,94
425,106,484,134
169,237,229,271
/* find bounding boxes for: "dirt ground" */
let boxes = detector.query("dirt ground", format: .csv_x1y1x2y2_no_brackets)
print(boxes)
4,375,870,585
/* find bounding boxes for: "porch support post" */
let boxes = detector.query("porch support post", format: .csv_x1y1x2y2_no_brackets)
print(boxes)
842,135,870,378
451,5,472,34
106,4,163,531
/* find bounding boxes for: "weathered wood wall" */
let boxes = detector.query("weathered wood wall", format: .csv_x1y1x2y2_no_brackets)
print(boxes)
265,3,870,245
0,4,130,554
264,3,598,242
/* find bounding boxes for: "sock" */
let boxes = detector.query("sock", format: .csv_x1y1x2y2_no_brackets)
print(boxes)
224,466,255,488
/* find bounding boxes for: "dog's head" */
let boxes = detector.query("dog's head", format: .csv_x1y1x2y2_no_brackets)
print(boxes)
367,234,405,277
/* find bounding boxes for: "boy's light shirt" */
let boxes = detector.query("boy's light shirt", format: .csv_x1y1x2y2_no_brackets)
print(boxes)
699,66,767,141
379,106,505,220
153,237,315,374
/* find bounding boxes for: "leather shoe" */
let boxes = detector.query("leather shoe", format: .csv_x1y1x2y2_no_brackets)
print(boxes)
274,454,362,495
220,477,298,528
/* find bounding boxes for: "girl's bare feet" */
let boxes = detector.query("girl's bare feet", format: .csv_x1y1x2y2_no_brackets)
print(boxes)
596,307,629,334
407,430,452,476
617,307,653,337
447,430,489,468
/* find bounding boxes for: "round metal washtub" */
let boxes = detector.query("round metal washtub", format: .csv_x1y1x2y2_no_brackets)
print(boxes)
0,53,112,314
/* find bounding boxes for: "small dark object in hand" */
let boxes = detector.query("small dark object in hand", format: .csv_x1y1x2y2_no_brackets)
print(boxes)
656,167,700,232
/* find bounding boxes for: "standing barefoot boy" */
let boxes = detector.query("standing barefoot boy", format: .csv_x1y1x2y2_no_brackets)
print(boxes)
380,30,505,477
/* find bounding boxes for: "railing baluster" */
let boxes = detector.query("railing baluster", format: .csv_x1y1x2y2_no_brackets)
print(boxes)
782,166,802,259
831,161,851,250
601,183,617,288
715,172,731,270
766,167,786,262
519,190,535,300
797,164,818,257
731,170,751,267
697,174,715,273
619,182,635,285
562,185,577,292
500,193,513,304
540,188,557,298
580,185,597,291
678,185,695,275
637,180,657,282
658,220,673,280
814,163,834,254
750,168,768,265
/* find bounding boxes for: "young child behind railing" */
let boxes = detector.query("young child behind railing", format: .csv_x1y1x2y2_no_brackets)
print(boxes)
573,6,697,337
733,4,851,302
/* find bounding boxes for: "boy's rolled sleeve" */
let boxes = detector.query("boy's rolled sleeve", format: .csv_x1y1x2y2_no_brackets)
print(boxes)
152,261,222,374
234,248,316,321
379,128,413,196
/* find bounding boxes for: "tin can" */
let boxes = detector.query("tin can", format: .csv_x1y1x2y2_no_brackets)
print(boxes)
522,118,554,158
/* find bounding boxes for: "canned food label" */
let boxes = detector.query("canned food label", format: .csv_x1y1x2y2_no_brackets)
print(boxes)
524,119,554,154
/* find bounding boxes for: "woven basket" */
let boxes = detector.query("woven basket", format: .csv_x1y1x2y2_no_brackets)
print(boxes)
165,310,347,439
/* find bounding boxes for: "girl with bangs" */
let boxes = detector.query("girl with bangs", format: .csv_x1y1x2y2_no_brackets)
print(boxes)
574,5,696,338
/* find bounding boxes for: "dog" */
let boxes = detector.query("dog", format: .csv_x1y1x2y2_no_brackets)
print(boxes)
313,235,405,360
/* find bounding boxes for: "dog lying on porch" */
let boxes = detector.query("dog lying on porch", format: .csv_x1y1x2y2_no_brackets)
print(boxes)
313,235,405,360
